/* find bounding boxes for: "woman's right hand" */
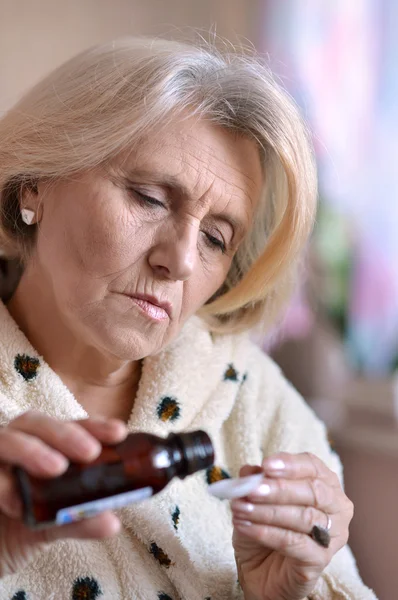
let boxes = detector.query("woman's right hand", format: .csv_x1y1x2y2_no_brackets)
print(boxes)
0,410,128,578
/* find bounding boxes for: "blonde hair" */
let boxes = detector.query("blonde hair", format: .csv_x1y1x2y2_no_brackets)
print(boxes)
0,36,317,334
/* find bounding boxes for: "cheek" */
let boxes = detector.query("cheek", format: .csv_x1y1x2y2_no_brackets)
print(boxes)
181,262,230,317
38,198,152,280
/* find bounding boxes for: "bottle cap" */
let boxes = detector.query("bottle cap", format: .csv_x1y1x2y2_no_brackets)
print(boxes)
176,430,215,475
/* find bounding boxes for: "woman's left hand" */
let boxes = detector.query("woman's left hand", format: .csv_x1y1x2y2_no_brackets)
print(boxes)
231,452,354,600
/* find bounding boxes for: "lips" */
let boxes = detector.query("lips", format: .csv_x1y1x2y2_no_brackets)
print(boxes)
126,293,172,321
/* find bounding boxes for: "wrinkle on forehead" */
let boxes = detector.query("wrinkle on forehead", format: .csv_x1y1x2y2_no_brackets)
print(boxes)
184,131,261,187
121,119,263,210
176,149,259,209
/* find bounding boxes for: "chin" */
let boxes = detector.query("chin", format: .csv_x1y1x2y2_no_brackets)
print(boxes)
93,320,173,361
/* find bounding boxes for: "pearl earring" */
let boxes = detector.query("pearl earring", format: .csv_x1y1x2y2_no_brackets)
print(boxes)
21,209,35,225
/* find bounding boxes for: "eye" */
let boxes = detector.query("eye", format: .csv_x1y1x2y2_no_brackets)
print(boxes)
131,189,165,208
204,232,227,254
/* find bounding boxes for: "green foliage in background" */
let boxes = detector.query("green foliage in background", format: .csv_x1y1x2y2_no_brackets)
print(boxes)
313,199,352,337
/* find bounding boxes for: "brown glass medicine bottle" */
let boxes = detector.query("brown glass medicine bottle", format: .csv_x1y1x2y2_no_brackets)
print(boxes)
14,430,214,528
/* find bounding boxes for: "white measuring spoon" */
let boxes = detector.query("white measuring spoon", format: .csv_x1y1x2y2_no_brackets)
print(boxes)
208,473,264,500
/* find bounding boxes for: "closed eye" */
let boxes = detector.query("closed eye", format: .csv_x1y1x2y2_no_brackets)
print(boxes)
131,189,165,208
131,188,227,253
204,232,226,254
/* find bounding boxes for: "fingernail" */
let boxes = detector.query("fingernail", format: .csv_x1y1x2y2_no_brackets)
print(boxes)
252,483,271,497
93,419,123,433
42,452,68,472
266,459,285,471
234,519,252,527
232,501,254,513
78,439,102,459
109,420,128,436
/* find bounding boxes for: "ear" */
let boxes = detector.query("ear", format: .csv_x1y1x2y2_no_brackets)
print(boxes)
20,180,42,224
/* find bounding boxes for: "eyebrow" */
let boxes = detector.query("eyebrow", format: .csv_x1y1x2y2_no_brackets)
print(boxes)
124,169,190,197
124,168,247,241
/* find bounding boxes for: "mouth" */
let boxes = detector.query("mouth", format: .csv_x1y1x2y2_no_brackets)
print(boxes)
123,293,171,322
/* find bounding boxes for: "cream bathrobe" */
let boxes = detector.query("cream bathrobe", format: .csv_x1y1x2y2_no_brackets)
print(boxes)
0,301,376,600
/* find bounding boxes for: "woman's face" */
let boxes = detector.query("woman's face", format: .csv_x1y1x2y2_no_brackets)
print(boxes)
26,119,263,359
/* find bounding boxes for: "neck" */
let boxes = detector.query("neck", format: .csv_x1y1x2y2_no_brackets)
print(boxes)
7,270,141,421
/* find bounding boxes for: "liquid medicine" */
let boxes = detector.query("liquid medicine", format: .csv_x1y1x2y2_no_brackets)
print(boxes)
14,430,214,528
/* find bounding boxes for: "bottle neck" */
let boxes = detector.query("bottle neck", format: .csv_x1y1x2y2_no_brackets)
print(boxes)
169,431,215,478
168,437,189,479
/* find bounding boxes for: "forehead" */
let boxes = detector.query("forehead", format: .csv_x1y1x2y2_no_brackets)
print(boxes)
119,118,263,205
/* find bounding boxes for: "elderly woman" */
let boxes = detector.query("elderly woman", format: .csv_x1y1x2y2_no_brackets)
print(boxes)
0,37,375,600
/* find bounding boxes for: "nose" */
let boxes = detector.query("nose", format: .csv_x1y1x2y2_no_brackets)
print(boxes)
147,221,198,281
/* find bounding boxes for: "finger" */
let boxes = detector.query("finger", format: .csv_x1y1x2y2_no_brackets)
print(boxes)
239,464,262,478
233,520,332,563
0,429,69,477
262,452,340,487
231,501,335,538
42,511,121,543
0,511,121,578
246,476,341,514
0,470,23,518
9,411,108,463
76,417,128,445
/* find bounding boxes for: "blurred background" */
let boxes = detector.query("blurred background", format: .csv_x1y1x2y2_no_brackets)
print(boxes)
1,1,396,598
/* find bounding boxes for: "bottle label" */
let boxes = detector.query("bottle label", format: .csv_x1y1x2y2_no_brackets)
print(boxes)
55,486,154,525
